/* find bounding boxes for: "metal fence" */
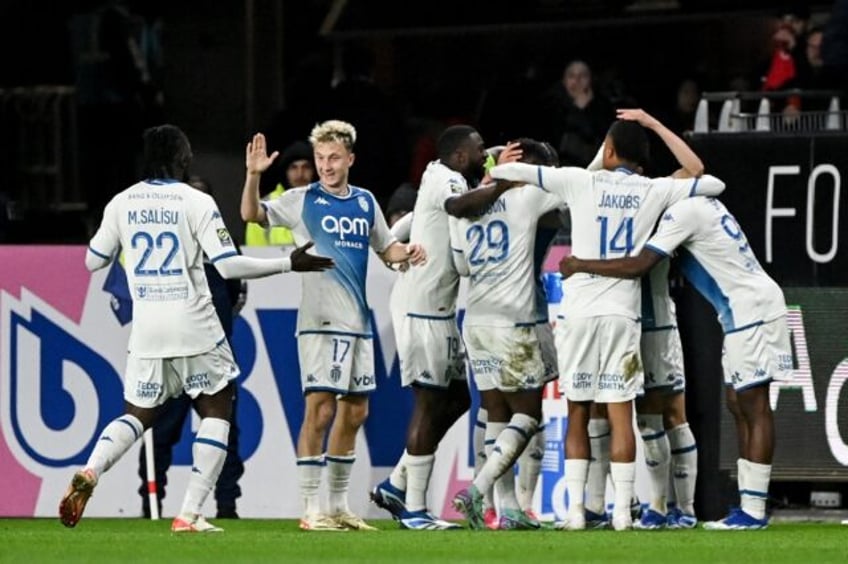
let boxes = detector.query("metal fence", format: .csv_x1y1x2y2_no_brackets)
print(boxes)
693,89,845,134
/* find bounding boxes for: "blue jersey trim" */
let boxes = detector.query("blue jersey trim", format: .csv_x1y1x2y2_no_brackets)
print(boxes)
210,250,239,263
146,178,181,185
645,243,670,257
642,325,676,332
537,166,544,189
725,320,764,334
407,312,456,320
298,329,373,339
88,246,111,260
677,248,734,332
689,177,700,197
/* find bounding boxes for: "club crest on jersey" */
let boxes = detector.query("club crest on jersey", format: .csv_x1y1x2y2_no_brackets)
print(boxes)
449,180,463,194
330,364,342,383
217,228,233,246
358,195,369,213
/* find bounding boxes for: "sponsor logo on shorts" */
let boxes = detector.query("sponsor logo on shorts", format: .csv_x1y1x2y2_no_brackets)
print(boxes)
186,372,211,391
353,374,374,387
135,381,161,399
572,371,592,390
419,371,432,380
306,374,318,383
598,372,626,391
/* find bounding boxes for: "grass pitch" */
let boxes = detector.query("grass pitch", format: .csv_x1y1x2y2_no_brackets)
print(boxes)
1,519,845,563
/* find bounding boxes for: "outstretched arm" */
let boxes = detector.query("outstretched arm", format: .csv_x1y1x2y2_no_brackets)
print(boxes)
214,241,334,279
380,242,426,266
445,181,514,218
617,109,704,178
240,133,279,223
559,247,664,280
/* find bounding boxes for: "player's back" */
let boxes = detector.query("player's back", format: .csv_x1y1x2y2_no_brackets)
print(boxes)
565,168,690,320
666,197,786,331
401,161,468,317
456,185,560,326
108,180,224,357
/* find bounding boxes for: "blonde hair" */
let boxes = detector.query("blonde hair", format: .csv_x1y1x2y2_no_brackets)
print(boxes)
309,120,357,151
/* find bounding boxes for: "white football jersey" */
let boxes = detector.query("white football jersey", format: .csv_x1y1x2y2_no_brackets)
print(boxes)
452,185,561,327
641,258,677,330
263,182,395,336
395,161,469,318
88,179,237,358
489,163,725,320
645,197,786,332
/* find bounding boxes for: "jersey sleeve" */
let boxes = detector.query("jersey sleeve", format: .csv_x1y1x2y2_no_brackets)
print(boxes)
390,211,413,243
369,199,397,253
448,215,470,277
522,184,563,217
195,194,240,264
262,189,304,229
489,163,589,205
87,199,121,265
438,174,468,212
656,174,726,209
645,203,697,257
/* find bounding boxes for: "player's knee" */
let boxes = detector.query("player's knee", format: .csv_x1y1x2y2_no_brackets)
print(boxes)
305,398,336,431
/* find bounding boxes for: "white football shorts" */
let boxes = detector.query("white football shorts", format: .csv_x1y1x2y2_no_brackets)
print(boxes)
722,316,793,391
464,324,544,393
641,327,685,394
556,315,643,403
298,333,375,395
396,314,466,389
124,339,239,408
536,321,559,384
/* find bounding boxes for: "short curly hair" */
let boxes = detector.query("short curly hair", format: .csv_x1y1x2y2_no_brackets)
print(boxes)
309,120,357,151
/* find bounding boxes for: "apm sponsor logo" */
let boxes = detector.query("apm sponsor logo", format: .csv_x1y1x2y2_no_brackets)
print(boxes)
321,216,369,241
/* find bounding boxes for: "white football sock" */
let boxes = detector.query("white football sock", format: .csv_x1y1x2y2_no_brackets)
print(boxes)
586,418,610,515
389,450,410,491
473,413,537,495
740,458,771,520
327,454,356,514
668,422,698,516
405,454,435,512
481,418,502,510
565,459,589,517
85,414,143,477
297,454,325,516
610,462,636,522
179,417,230,517
638,414,670,514
517,425,544,511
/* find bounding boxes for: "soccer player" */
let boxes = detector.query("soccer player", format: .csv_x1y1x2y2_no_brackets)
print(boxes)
59,124,334,532
370,126,518,530
240,120,426,531
633,258,698,530
488,109,726,530
560,195,791,530
450,138,564,530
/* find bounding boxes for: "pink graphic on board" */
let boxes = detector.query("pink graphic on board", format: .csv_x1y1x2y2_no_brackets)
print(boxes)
439,454,472,520
0,246,92,515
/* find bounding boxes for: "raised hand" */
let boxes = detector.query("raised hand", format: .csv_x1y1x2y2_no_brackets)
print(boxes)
497,141,523,165
289,241,334,272
615,109,659,130
245,133,279,175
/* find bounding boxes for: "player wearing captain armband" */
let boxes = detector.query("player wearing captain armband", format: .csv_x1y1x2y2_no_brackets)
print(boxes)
489,108,725,531
59,124,333,534
240,120,425,532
